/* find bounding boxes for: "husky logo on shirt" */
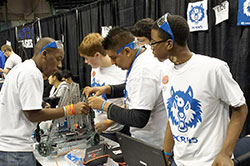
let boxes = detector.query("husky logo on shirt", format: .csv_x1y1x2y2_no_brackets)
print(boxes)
167,86,202,133
91,77,107,111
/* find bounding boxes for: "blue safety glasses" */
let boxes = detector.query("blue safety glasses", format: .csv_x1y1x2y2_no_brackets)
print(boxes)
40,40,63,54
116,39,138,55
157,13,175,43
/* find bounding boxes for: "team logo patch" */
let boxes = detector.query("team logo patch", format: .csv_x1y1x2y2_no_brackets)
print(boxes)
162,75,169,84
166,86,202,133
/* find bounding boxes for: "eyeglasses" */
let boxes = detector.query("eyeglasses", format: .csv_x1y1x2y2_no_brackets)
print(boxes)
149,39,167,46
116,38,138,55
157,13,175,43
40,40,63,54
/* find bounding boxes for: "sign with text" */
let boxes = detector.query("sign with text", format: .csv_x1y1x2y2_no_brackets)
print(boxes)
213,1,229,25
16,24,34,48
187,0,208,32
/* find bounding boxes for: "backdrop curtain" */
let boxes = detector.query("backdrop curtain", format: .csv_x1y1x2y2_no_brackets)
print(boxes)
0,0,249,135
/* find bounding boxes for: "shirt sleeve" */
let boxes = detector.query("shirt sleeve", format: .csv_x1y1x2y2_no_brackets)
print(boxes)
109,83,125,98
214,63,245,107
107,103,151,128
4,57,14,69
18,73,43,111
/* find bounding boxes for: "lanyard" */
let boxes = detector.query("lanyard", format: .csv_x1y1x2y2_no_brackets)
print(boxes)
124,46,142,105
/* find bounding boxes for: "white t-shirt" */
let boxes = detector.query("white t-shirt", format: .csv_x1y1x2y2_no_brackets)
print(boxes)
91,65,126,133
161,53,245,166
49,81,69,98
4,52,22,70
126,48,168,148
0,59,43,152
49,81,70,107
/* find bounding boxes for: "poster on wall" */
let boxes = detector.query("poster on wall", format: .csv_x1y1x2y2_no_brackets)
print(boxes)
16,24,34,48
101,26,112,38
237,0,250,26
213,1,229,25
187,0,208,32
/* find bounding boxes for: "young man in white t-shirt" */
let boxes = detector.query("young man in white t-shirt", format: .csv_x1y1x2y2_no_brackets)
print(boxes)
79,33,128,142
131,18,154,46
0,38,90,166
0,44,22,75
150,13,248,166
85,28,168,148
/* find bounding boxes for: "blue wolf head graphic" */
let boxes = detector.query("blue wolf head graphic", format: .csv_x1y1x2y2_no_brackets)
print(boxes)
189,4,205,24
91,78,107,100
167,86,202,133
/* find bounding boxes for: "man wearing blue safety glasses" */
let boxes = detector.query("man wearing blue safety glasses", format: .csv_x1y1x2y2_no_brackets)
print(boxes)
84,27,168,148
0,38,90,166
151,13,248,166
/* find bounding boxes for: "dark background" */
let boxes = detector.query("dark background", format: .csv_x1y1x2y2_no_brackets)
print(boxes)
0,0,249,136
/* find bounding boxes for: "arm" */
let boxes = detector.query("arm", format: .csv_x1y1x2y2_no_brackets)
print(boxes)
108,83,125,98
24,102,90,122
0,68,10,74
84,83,125,98
107,103,151,128
164,121,174,163
88,97,151,128
95,119,115,133
84,85,111,97
212,104,248,166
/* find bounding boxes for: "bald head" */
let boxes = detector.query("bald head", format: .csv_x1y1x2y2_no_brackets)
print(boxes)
34,37,55,56
32,37,64,78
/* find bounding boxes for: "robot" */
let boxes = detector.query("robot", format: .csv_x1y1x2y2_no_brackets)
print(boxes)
35,85,100,157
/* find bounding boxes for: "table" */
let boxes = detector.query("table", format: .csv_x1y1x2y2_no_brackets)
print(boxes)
34,136,120,166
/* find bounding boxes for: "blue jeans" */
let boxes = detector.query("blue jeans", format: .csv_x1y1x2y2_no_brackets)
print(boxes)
171,160,177,166
170,157,177,166
0,151,37,166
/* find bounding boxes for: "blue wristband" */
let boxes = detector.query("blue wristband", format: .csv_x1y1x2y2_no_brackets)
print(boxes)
101,100,107,111
164,151,172,156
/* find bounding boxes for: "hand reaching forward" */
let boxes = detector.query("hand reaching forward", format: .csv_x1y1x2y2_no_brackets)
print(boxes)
84,85,111,98
88,96,105,110
95,121,109,134
74,102,90,115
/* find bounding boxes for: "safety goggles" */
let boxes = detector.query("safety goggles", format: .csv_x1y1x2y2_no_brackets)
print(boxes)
40,40,63,54
157,13,175,43
116,38,139,55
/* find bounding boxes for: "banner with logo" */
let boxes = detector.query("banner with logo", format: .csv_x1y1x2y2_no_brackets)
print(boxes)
16,24,34,48
237,0,250,26
187,0,208,32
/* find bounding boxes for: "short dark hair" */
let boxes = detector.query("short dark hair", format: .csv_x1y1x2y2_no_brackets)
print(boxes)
152,15,189,46
62,70,72,79
131,18,154,40
52,70,63,81
102,27,135,52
